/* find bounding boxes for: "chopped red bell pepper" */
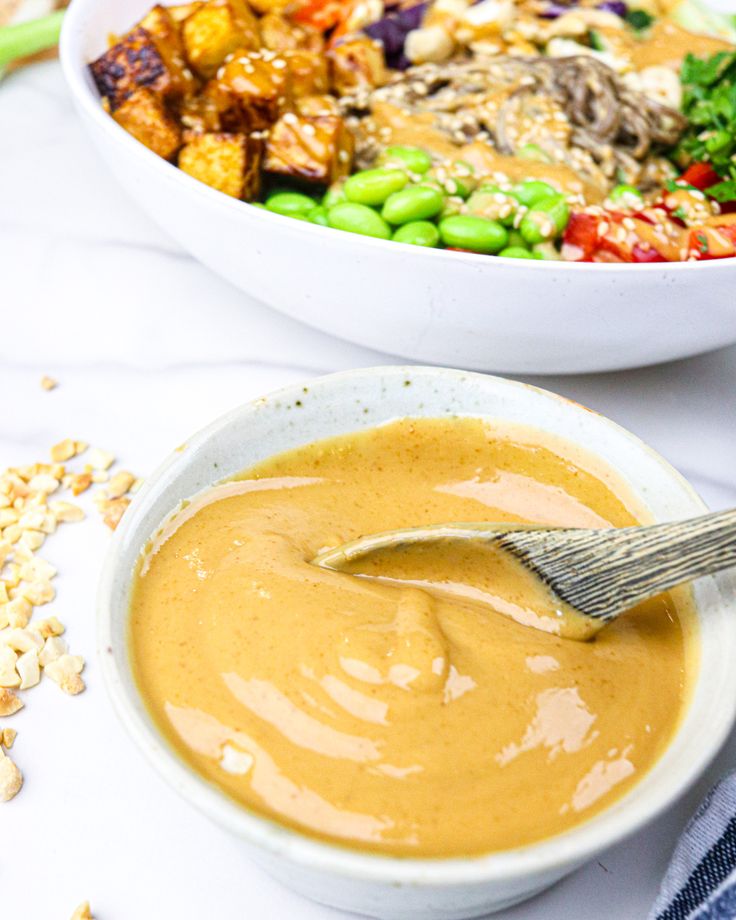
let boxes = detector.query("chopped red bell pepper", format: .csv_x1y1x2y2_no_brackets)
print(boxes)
679,162,720,191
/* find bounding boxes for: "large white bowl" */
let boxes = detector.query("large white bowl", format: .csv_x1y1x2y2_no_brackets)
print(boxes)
98,366,736,920
59,0,736,375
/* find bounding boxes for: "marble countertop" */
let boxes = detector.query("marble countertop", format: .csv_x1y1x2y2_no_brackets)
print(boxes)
3,58,736,920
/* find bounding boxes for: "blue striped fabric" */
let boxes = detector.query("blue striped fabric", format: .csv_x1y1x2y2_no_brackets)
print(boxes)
650,773,736,920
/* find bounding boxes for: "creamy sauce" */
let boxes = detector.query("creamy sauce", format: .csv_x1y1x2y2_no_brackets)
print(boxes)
631,21,734,69
131,418,695,857
369,103,606,201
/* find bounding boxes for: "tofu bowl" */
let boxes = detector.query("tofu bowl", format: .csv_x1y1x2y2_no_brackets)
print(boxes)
59,0,736,375
98,366,736,919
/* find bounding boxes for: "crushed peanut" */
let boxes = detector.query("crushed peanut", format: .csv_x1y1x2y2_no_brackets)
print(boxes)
70,901,94,920
0,747,22,802
2,727,16,748
0,688,23,716
40,376,58,391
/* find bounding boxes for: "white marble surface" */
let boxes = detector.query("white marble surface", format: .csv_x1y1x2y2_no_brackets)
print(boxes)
2,57,736,920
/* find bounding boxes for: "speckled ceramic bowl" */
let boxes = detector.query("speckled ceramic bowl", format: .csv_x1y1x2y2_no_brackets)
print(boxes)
98,366,736,919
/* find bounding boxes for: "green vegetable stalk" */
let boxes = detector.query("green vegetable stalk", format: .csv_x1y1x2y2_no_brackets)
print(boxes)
0,10,65,72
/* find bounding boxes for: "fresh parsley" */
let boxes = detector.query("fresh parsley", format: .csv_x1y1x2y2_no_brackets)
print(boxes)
678,51,736,200
625,9,654,30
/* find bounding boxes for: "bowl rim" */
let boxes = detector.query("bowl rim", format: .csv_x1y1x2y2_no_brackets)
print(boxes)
58,0,736,275
98,364,736,886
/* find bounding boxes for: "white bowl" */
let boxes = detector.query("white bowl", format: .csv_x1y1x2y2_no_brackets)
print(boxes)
98,366,736,920
59,0,736,375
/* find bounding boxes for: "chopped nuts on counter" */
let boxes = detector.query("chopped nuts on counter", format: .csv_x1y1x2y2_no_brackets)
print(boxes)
0,441,141,802
40,376,58,391
70,901,94,920
0,746,22,802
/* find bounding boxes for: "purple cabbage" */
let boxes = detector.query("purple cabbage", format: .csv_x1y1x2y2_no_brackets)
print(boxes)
539,1,577,17
597,0,627,14
364,2,428,69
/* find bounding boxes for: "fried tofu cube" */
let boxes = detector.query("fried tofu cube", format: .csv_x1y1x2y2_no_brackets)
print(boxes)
248,0,292,13
264,113,354,184
259,13,324,53
168,2,204,22
139,5,199,97
296,93,340,117
112,88,183,159
90,27,172,110
179,91,224,134
214,50,291,130
182,0,260,79
285,50,328,98
328,36,388,95
179,132,262,198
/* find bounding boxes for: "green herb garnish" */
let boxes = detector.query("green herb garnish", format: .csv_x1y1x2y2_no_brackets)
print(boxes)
625,9,654,30
677,50,736,199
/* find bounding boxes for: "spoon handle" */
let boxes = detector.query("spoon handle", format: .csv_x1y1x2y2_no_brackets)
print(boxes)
503,508,736,622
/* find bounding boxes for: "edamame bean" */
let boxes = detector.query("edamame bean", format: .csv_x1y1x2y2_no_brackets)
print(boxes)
516,143,552,163
532,241,562,260
323,183,346,208
378,145,432,175
392,221,440,247
498,246,536,259
382,185,445,224
439,215,508,253
265,191,318,216
466,187,517,223
327,202,392,239
344,168,408,206
511,180,558,208
506,230,529,249
519,195,570,244
307,206,329,226
608,184,644,208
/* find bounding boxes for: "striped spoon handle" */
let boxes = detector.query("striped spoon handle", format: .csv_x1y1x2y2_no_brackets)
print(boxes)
500,508,736,624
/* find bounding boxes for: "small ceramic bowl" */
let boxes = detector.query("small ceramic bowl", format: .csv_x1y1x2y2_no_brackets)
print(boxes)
98,366,736,920
59,0,736,375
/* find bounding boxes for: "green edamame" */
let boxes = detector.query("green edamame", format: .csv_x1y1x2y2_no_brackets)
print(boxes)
511,180,558,208
608,184,644,208
378,145,432,175
516,143,552,163
344,168,408,206
506,230,529,250
382,185,445,224
438,215,508,253
265,191,318,216
327,202,391,239
532,241,562,260
498,246,536,259
519,195,570,244
466,186,517,224
323,183,346,208
392,221,440,247
307,206,329,226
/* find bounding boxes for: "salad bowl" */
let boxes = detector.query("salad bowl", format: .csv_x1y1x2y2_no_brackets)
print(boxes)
60,0,736,374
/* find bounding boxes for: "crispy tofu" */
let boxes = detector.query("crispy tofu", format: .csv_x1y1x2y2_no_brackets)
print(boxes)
284,50,328,98
296,93,340,117
90,27,172,110
168,2,204,22
259,13,324,53
112,88,183,159
248,0,292,13
179,132,262,198
214,50,291,130
179,91,224,134
328,36,388,95
182,0,260,80
138,5,199,97
264,113,354,184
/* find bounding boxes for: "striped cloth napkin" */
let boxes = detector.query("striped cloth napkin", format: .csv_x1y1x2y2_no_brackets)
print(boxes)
650,772,736,920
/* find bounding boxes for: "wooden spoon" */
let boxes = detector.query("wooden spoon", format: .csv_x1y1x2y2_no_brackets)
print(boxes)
312,510,736,640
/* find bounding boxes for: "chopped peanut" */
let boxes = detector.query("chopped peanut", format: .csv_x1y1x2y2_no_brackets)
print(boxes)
40,376,58,391
0,689,22,716
0,749,23,802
